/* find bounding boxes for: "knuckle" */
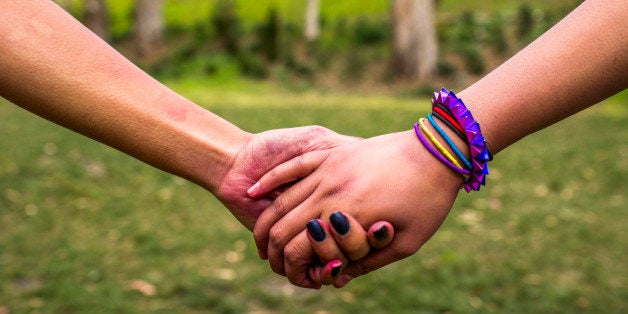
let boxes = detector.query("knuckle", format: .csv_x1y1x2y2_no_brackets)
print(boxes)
270,195,290,217
351,259,374,277
268,224,287,250
293,155,308,173
308,125,329,137
252,224,267,245
283,242,302,266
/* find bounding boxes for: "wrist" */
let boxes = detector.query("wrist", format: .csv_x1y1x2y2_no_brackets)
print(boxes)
177,101,251,193
401,129,465,191
456,89,500,155
134,92,251,193
414,88,491,192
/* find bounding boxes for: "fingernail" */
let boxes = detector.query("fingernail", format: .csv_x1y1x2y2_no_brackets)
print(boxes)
330,212,349,235
306,219,326,242
247,182,260,197
373,225,389,241
330,261,343,278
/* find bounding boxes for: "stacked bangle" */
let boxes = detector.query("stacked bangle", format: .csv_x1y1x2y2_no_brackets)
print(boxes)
414,88,492,192
414,122,471,177
417,118,466,170
426,114,472,169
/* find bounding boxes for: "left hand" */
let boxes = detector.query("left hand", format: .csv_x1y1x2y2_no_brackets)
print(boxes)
212,126,358,230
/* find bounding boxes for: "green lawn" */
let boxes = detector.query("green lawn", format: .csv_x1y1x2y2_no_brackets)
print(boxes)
0,82,626,313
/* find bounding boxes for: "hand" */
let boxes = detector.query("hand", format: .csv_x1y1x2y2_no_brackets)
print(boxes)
212,126,358,230
302,213,394,288
250,130,464,287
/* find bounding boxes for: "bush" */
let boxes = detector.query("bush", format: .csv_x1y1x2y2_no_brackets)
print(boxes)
255,7,281,62
485,13,508,55
211,0,241,55
516,4,535,41
451,11,485,75
352,16,389,46
436,59,456,77
236,53,268,78
343,48,369,80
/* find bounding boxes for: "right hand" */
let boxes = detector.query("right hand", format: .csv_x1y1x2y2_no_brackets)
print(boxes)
306,213,394,287
250,130,464,288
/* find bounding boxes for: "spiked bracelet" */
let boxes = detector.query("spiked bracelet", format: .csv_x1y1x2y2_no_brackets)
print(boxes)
431,88,491,192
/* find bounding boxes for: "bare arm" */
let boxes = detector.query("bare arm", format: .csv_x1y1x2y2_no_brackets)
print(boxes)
0,0,359,231
462,0,628,153
0,0,243,191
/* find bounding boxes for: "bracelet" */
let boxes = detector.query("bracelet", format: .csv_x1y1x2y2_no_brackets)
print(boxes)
433,106,465,135
414,122,471,177
417,118,466,169
427,114,472,169
432,88,490,192
431,110,467,141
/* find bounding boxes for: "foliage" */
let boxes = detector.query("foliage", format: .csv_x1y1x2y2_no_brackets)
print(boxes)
211,0,241,55
1,85,626,313
485,13,509,55
516,4,535,42
71,0,582,83
254,7,282,62
450,11,486,75
352,16,389,46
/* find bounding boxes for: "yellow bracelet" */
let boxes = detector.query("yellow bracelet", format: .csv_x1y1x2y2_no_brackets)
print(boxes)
418,118,465,170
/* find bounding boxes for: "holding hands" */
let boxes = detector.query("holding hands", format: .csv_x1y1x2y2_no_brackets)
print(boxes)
2,0,625,293
250,130,463,288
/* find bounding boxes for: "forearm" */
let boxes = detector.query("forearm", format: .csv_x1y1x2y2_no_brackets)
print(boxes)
0,1,246,191
458,0,628,153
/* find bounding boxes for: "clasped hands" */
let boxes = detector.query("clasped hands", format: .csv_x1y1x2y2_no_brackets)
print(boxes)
213,126,463,289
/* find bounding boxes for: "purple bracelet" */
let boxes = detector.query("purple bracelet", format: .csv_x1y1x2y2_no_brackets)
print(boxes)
432,88,490,192
414,122,471,177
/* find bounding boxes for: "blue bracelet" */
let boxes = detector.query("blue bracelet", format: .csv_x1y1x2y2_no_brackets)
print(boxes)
427,114,472,169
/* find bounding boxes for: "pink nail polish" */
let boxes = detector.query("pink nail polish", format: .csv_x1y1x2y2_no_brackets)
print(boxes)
247,182,260,197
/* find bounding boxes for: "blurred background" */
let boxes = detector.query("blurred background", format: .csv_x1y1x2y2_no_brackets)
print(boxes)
1,0,626,313
50,0,583,90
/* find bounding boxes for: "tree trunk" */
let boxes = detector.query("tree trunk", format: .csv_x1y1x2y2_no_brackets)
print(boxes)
304,0,320,42
391,0,437,81
84,0,109,41
134,0,165,58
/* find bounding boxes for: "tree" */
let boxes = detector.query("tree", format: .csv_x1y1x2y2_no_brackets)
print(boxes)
304,0,320,42
84,0,109,41
133,0,165,58
391,0,437,81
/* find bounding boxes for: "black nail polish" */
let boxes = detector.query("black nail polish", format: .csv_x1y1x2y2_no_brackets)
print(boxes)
373,225,389,241
331,264,342,277
330,212,350,235
306,220,326,242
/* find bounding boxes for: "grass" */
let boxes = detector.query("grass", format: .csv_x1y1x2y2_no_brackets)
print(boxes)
0,83,626,313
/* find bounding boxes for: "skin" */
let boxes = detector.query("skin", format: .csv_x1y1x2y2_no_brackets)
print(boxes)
251,0,628,288
0,0,390,288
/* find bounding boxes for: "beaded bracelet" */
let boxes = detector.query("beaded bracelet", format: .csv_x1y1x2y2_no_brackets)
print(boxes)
426,114,472,170
417,118,466,169
432,88,490,192
414,122,471,177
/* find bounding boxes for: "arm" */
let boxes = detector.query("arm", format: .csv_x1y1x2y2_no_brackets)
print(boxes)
0,1,241,192
0,0,358,229
251,0,628,287
460,0,628,153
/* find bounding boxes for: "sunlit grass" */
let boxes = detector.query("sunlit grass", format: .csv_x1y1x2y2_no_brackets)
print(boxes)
0,87,626,313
